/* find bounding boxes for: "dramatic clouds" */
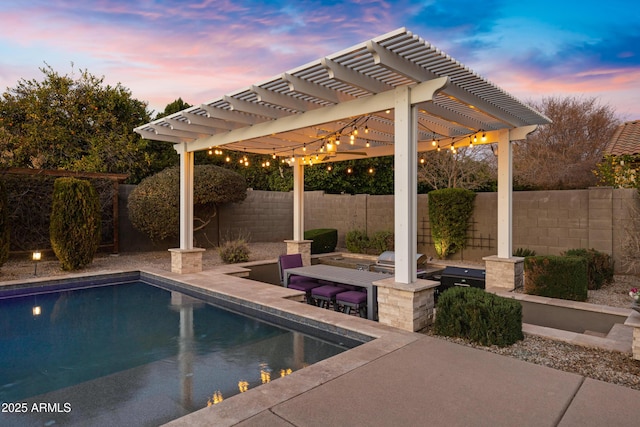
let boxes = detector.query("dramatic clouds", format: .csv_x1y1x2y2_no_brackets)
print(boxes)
0,0,637,118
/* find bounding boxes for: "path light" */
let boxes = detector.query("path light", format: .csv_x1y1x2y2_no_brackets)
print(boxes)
32,251,41,276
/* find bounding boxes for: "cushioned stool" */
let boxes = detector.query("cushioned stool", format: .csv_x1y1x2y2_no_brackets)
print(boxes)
278,254,320,304
311,285,346,310
336,290,367,318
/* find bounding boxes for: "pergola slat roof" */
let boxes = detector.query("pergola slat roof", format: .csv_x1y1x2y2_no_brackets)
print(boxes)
135,27,550,159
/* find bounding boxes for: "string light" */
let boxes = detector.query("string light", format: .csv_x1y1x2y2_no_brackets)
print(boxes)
327,165,332,171
347,167,352,174
368,167,374,174
366,140,370,148
432,138,437,147
481,132,487,142
364,125,369,134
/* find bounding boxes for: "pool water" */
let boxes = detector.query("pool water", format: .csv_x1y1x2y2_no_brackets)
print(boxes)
0,282,348,426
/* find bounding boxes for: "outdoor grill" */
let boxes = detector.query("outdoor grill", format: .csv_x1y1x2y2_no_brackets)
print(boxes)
370,251,427,275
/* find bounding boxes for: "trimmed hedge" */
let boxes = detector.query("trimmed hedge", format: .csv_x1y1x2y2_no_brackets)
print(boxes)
524,255,588,301
304,228,338,254
0,179,9,267
50,178,102,271
434,287,523,347
562,248,614,290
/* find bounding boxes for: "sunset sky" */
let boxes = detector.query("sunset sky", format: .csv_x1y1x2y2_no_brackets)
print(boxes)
1,0,638,119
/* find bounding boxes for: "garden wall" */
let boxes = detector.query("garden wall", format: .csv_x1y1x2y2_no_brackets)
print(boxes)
118,186,639,273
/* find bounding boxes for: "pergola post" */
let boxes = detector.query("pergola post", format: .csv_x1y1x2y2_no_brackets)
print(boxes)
285,158,312,265
393,86,417,285
169,143,204,274
484,126,537,290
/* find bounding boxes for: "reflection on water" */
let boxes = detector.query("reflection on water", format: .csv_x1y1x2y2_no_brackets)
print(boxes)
0,282,349,426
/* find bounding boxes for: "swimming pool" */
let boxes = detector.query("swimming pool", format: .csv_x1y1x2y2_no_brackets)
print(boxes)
0,275,361,426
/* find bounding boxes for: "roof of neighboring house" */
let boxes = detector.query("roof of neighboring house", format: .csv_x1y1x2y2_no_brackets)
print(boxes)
605,120,640,155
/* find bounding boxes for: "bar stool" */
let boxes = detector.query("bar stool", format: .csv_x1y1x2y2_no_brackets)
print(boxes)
311,284,346,310
278,254,321,304
336,290,367,318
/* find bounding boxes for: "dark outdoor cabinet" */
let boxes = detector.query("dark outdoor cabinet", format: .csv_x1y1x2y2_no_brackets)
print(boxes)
436,266,486,301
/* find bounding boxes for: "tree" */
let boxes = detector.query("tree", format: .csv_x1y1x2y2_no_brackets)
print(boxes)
418,146,496,191
0,179,9,267
513,96,619,190
0,65,153,183
50,178,101,271
128,165,247,242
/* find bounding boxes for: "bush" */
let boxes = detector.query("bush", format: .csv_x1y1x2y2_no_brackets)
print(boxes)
345,229,369,253
513,247,536,257
128,165,247,242
368,230,394,254
428,188,476,259
524,255,588,301
304,228,338,254
434,287,523,347
562,248,614,290
50,178,101,271
218,237,250,264
345,229,394,255
0,179,9,267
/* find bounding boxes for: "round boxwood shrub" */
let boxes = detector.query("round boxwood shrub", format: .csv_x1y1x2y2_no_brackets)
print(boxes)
304,228,338,254
50,177,101,271
0,179,9,267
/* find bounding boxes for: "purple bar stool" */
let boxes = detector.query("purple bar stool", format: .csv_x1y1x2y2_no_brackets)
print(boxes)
311,285,346,310
336,290,367,318
278,254,320,304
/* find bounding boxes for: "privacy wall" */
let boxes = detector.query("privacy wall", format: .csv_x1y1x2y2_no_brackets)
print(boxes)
119,186,638,272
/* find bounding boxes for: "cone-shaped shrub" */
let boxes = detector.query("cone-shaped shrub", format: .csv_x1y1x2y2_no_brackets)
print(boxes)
50,177,101,271
0,180,9,267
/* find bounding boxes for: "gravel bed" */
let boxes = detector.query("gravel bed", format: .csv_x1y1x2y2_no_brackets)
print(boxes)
2,246,640,391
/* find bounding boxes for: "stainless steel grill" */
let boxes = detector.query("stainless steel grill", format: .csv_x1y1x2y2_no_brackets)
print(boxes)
370,251,427,275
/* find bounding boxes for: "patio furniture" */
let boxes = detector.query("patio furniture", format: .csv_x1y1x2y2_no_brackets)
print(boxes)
311,284,346,310
336,290,367,318
278,254,321,304
283,264,382,320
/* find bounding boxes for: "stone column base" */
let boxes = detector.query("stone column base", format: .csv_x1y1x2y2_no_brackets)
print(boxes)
169,248,205,274
374,277,439,332
284,240,313,266
624,312,640,360
483,255,524,291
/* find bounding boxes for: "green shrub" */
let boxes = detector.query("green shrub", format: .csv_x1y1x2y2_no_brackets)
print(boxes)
345,229,369,253
128,165,247,242
434,287,523,347
50,178,101,271
368,230,394,254
304,228,338,254
513,247,536,257
524,255,588,301
0,179,9,267
218,238,250,263
562,248,614,290
428,188,476,259
345,229,394,255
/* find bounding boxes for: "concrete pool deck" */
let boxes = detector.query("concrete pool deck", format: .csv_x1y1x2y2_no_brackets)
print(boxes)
148,267,640,427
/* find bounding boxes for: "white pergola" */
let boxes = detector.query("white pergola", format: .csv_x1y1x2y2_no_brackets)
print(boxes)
135,28,551,284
